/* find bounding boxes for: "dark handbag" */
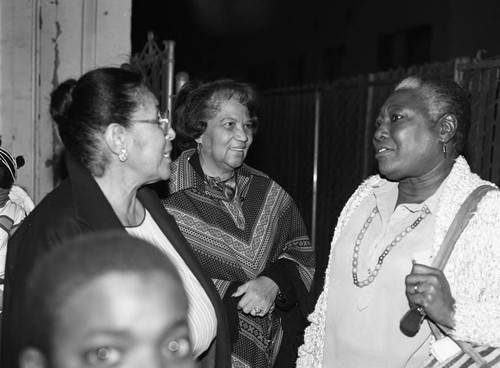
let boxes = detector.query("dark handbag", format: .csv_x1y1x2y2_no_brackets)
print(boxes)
400,185,500,367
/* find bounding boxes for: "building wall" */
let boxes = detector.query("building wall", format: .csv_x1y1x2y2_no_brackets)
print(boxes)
0,0,131,203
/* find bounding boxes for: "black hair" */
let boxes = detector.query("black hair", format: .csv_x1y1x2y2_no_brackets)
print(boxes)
0,137,25,189
21,230,183,360
394,75,471,155
0,156,24,189
172,79,259,150
49,67,147,176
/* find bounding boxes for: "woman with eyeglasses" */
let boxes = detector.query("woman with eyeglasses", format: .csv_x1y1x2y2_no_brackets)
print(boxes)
1,67,231,368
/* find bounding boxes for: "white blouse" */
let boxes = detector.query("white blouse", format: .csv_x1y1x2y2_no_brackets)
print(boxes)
126,210,217,358
323,181,441,368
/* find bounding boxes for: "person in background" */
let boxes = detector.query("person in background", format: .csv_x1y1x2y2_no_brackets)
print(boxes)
163,79,315,368
297,75,500,367
19,230,194,368
0,145,27,311
9,185,35,216
1,67,231,368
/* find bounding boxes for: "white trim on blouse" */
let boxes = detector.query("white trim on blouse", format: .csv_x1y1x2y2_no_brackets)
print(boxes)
126,210,217,358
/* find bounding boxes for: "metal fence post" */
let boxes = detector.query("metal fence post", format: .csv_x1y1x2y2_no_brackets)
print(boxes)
163,40,175,121
362,73,375,179
311,89,321,248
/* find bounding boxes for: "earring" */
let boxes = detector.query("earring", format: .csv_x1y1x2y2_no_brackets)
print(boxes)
118,148,128,162
441,140,447,159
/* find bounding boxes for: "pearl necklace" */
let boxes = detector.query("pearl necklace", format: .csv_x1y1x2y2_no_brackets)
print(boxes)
352,205,431,287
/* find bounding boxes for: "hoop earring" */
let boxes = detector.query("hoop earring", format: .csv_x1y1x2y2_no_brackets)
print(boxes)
441,140,447,159
119,148,128,162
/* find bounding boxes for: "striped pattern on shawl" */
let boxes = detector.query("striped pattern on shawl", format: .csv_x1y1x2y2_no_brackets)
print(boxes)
163,149,315,368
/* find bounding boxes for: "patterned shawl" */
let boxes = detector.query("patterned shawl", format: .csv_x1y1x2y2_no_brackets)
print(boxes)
164,149,315,368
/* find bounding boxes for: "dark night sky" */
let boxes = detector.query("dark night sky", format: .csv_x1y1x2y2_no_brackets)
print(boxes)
131,0,500,89
131,0,367,88
131,0,283,82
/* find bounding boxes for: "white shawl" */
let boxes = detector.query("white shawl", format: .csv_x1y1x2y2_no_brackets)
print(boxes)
297,156,500,367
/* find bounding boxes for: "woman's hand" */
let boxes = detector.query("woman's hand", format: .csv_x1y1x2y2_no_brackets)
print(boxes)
232,276,279,317
405,263,455,330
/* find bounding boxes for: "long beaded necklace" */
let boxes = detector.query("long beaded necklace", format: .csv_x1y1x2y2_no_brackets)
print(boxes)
352,205,431,287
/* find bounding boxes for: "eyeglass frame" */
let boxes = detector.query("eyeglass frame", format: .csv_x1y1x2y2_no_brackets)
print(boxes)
131,111,171,135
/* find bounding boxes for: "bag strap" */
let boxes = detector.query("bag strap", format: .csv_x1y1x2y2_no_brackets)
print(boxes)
431,184,498,270
428,184,498,367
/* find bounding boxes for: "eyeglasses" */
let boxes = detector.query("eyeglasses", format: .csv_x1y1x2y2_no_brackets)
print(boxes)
132,111,171,135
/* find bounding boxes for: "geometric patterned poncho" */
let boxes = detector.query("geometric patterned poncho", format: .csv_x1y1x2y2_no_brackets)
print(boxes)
163,149,315,368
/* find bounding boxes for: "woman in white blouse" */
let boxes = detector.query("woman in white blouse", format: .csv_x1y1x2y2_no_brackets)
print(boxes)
297,75,500,367
2,66,231,368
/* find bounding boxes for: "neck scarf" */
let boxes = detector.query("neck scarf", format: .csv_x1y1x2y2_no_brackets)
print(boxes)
187,150,246,229
188,151,240,202
205,174,238,201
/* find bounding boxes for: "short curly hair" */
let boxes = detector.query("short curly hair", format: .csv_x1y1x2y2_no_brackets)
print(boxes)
172,79,259,150
21,231,184,360
394,75,471,154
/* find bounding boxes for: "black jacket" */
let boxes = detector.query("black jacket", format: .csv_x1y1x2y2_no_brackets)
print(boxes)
1,156,231,368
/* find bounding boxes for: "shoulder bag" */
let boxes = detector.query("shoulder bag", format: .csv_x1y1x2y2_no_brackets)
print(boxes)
400,185,500,368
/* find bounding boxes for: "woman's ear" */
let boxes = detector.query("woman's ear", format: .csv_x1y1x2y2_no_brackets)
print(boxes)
103,123,128,157
439,114,458,143
19,347,48,368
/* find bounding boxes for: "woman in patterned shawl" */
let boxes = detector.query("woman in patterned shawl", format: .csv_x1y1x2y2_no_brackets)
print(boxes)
163,79,315,368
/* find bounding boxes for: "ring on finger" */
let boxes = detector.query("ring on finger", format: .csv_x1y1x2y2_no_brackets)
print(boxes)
252,307,263,314
414,283,419,293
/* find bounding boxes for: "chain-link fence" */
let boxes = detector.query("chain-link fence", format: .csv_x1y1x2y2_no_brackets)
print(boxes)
459,58,500,183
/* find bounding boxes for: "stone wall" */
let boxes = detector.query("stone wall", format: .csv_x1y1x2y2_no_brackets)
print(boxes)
0,0,132,202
